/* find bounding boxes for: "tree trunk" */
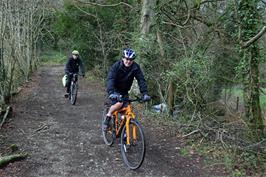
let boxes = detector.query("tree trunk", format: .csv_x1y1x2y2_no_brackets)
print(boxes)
156,30,175,115
156,30,165,58
167,82,175,115
243,46,264,141
0,0,6,81
122,0,130,42
239,0,264,141
140,0,156,36
138,0,156,68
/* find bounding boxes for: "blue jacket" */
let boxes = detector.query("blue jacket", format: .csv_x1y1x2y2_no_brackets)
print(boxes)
107,60,148,95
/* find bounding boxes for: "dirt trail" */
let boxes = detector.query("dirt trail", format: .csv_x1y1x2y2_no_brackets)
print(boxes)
0,66,224,177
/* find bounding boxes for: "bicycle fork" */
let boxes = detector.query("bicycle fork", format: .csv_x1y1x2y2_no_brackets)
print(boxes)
114,115,137,145
125,118,137,145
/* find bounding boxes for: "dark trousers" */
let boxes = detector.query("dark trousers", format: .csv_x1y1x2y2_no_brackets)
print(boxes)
66,74,79,93
66,74,73,93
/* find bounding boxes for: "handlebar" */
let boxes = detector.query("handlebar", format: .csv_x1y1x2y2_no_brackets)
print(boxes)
128,96,144,103
68,73,84,77
115,95,151,103
69,73,83,75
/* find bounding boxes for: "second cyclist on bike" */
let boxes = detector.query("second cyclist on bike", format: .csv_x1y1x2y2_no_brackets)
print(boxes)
64,50,85,98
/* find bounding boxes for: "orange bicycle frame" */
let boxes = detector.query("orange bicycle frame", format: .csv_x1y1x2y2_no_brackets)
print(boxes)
113,103,137,145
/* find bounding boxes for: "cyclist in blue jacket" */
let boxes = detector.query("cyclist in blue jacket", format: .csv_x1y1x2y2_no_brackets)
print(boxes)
103,48,151,130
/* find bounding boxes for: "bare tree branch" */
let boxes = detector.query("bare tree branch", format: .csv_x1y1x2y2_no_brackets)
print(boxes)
162,21,190,29
74,0,133,8
72,2,97,19
241,26,266,48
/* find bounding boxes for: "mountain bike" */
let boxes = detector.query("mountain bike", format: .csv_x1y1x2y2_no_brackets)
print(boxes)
102,96,149,170
68,73,80,105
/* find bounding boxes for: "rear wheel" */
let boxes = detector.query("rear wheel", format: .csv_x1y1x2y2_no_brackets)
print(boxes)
101,107,114,146
70,82,77,105
120,119,145,170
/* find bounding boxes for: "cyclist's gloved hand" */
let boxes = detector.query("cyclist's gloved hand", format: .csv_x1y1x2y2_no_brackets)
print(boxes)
82,74,85,78
109,93,120,100
143,94,151,101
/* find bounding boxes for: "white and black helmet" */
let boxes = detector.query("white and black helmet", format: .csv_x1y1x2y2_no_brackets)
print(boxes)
122,48,136,60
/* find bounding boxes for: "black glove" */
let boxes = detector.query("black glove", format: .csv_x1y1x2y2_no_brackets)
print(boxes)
143,94,151,101
82,74,85,78
109,93,120,100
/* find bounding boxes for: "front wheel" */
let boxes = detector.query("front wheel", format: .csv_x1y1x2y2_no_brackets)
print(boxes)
70,82,78,105
120,119,146,170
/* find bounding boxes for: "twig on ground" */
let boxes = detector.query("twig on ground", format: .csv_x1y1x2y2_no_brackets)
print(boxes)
19,128,26,135
34,123,49,133
219,129,229,148
182,129,200,138
243,139,266,150
0,153,28,167
202,162,226,169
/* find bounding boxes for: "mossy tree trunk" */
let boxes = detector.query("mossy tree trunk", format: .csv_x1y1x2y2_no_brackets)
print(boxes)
239,0,264,141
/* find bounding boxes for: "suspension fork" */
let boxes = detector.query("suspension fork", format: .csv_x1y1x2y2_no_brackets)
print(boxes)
126,117,137,145
126,117,130,145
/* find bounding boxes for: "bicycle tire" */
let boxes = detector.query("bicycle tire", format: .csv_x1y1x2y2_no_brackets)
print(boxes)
70,82,77,105
120,119,146,170
101,107,114,146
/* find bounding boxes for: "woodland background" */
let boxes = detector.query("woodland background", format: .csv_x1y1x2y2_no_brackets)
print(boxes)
0,0,266,175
